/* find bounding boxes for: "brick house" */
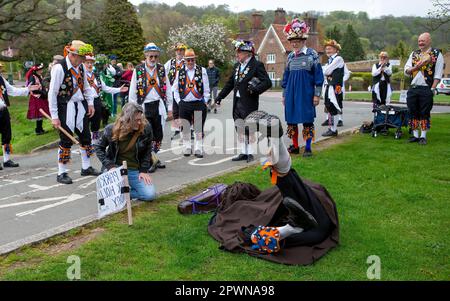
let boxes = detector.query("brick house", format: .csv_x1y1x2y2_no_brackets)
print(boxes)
237,9,322,86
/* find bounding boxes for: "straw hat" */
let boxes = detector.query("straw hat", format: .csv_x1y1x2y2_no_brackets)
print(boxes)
324,39,342,51
184,49,197,59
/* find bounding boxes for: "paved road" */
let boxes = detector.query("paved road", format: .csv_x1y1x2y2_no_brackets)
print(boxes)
1,93,449,254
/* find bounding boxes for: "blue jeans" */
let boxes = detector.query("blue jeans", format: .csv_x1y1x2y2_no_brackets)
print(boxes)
128,169,156,201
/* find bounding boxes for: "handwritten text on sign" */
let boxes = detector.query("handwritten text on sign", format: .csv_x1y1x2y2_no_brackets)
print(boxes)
97,166,126,219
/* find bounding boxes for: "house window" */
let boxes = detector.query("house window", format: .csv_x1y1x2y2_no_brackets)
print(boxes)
267,54,276,64
268,72,276,80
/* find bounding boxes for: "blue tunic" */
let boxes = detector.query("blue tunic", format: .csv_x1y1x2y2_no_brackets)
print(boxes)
282,49,324,124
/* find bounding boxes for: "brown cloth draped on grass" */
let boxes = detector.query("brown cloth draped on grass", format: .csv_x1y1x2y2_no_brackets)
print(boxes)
208,169,339,266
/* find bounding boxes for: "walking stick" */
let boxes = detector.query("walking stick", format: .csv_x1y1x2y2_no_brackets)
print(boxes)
39,109,80,145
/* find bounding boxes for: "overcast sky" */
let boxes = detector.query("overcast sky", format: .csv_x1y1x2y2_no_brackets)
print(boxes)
129,0,435,18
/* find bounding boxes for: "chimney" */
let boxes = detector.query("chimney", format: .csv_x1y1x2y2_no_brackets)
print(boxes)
251,12,263,34
274,8,286,25
239,18,247,34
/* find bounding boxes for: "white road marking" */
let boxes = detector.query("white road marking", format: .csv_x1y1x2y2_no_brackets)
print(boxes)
16,193,90,217
158,146,183,154
164,156,184,164
0,176,92,202
0,170,63,189
188,156,236,166
78,178,97,189
0,167,55,180
0,196,68,209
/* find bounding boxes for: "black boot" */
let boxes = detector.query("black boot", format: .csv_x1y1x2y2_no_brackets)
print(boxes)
57,173,73,184
3,160,19,168
283,197,319,230
81,167,101,176
36,120,45,135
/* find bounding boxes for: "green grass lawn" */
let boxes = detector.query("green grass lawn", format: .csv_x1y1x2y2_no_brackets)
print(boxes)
346,92,450,104
1,114,449,281
1,96,59,155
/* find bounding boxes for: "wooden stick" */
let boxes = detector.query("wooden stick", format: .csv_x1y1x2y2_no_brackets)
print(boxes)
122,161,133,226
39,108,80,145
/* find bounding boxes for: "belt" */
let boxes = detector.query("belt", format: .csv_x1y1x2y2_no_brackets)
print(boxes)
410,85,430,89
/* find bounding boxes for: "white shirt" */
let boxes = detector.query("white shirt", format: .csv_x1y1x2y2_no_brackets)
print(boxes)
0,76,29,109
236,56,253,98
173,65,210,103
343,64,351,82
404,49,444,86
48,56,95,120
372,63,393,81
324,54,345,77
129,64,172,107
85,70,121,98
164,58,184,111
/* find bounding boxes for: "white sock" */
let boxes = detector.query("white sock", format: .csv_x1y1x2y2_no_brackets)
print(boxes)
247,144,254,155
272,138,291,174
413,130,419,138
195,139,203,152
2,145,10,162
420,130,427,139
80,148,91,170
338,114,343,121
278,224,304,240
331,116,337,132
58,163,68,175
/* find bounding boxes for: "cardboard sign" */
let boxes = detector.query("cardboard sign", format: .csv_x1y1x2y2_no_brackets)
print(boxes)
97,166,126,219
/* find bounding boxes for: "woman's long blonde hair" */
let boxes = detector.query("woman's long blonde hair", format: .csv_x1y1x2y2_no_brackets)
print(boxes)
112,103,148,144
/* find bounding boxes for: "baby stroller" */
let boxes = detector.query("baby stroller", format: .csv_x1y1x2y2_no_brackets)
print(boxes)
372,105,409,139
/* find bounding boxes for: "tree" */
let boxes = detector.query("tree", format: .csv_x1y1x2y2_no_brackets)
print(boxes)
99,0,145,64
390,41,410,64
341,25,365,62
165,23,231,66
426,0,450,31
325,25,342,43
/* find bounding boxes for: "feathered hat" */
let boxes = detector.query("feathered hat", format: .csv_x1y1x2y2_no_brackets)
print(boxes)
283,18,310,40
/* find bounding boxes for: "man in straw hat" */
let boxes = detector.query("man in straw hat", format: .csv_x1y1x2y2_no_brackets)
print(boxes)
322,39,345,138
48,40,101,184
215,39,272,162
404,32,444,145
165,42,187,140
129,42,170,173
281,19,324,157
173,48,210,158
0,63,40,170
84,54,128,144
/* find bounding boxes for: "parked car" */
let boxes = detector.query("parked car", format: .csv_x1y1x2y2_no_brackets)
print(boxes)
436,78,450,95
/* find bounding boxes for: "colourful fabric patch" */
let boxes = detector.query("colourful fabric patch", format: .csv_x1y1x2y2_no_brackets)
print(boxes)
251,226,281,254
302,126,315,142
286,124,298,139
58,146,71,164
420,118,431,131
410,118,420,130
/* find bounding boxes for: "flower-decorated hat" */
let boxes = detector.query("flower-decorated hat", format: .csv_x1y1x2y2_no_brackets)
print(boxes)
233,40,255,53
284,18,310,40
173,42,188,51
144,42,161,53
324,39,342,51
64,40,94,57
184,49,197,59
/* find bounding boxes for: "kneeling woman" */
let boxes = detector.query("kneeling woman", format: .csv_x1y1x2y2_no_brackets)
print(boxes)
95,103,156,201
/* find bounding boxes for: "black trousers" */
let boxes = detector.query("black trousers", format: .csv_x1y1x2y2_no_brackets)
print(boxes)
324,86,343,116
90,97,102,133
58,101,92,148
407,86,434,121
273,169,333,247
144,101,164,142
172,95,180,120
179,100,207,136
0,108,12,145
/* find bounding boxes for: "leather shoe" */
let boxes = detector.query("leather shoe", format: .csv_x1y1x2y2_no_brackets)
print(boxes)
246,154,254,162
288,145,300,154
81,167,101,176
195,150,204,158
303,150,313,157
418,138,427,145
337,120,344,127
184,148,192,157
57,173,73,184
283,197,318,230
156,160,166,169
3,160,19,168
232,154,248,161
322,129,338,137
321,119,329,126
409,137,420,143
